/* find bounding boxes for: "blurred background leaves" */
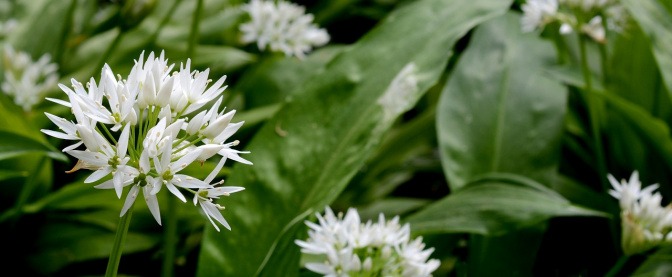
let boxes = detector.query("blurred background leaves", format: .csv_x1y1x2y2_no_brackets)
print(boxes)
0,0,670,276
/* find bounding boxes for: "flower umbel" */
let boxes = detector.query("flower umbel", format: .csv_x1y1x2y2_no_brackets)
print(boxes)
295,207,440,277
608,171,672,255
520,0,629,43
42,51,251,231
2,45,59,111
240,0,330,58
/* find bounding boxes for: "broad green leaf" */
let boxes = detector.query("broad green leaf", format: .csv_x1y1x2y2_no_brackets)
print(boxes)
607,25,671,119
0,170,28,182
27,222,160,275
236,46,344,108
632,246,672,277
197,0,512,276
465,227,546,276
599,91,672,177
621,0,672,96
7,0,72,58
436,12,567,191
0,131,68,162
356,197,431,221
339,106,437,205
406,176,607,236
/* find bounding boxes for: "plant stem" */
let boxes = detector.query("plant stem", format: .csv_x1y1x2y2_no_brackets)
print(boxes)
54,0,77,65
187,0,204,57
162,196,179,277
96,29,124,75
105,201,135,277
148,0,182,45
578,35,608,191
10,156,47,225
605,255,629,277
160,2,203,275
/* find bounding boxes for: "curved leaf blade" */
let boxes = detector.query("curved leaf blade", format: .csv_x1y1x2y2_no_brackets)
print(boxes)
436,12,567,190
406,176,608,236
0,131,68,162
621,0,672,95
196,0,513,276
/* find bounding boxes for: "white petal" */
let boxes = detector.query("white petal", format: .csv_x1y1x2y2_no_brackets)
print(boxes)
143,185,162,225
207,186,245,198
165,182,187,203
174,174,212,189
67,150,108,167
117,124,130,158
120,185,139,216
170,149,202,173
94,179,114,189
85,167,112,183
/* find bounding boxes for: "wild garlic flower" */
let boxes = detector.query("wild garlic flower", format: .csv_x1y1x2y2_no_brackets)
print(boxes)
521,0,628,43
240,0,330,59
41,51,251,231
608,171,672,255
2,45,59,111
295,207,440,277
521,0,559,33
0,19,17,37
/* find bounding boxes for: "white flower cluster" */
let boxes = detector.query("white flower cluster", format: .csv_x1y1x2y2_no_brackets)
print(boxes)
608,171,672,255
295,207,440,277
521,0,628,43
240,0,330,59
2,45,59,111
0,19,17,37
42,51,250,231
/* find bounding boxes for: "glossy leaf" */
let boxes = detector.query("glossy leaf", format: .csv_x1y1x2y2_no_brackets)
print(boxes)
436,12,567,190
196,0,512,276
406,175,607,236
632,246,672,277
621,0,672,96
0,131,68,162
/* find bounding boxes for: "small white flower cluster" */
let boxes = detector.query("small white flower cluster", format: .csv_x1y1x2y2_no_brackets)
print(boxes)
0,19,17,37
42,51,250,231
240,0,330,59
2,45,59,111
521,0,628,43
608,171,672,255
295,207,440,277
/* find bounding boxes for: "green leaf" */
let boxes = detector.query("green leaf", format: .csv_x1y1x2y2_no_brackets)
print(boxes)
406,175,607,236
632,247,672,277
0,170,28,182
196,0,512,276
621,0,672,96
27,222,160,275
0,131,68,162
598,91,672,175
236,46,344,108
357,197,431,221
7,0,72,58
436,12,567,191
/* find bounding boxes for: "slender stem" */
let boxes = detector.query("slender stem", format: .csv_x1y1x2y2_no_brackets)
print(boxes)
10,157,47,225
552,25,567,64
605,255,629,277
148,0,182,45
161,2,203,275
105,201,135,277
187,0,203,57
162,196,179,277
578,35,608,191
54,0,77,65
96,29,124,75
598,43,608,84
98,123,118,145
